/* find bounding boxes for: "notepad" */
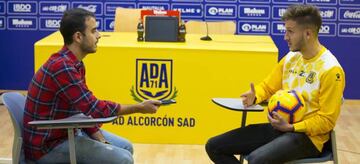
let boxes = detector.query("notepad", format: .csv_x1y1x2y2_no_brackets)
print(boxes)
212,98,264,111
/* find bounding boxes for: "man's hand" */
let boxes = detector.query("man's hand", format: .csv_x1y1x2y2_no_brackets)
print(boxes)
241,83,256,107
268,112,294,132
137,100,161,114
91,130,108,144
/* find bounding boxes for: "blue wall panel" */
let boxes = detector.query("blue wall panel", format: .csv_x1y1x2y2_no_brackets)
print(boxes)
0,0,359,99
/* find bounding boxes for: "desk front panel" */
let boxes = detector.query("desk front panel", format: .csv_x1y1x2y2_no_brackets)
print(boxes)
35,32,278,144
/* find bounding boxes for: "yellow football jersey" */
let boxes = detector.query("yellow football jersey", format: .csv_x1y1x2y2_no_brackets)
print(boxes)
254,46,345,151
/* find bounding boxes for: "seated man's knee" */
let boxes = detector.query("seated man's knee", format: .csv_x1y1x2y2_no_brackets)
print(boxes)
205,137,216,154
116,151,134,164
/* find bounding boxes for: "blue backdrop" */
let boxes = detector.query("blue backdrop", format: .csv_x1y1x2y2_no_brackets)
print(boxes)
0,0,359,99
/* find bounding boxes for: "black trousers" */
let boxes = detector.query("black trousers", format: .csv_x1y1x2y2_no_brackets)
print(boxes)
205,123,321,164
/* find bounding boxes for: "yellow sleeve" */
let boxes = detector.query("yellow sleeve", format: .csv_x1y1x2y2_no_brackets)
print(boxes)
254,57,284,103
293,67,345,135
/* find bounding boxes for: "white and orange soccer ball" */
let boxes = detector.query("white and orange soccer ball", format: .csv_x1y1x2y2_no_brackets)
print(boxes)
268,90,306,124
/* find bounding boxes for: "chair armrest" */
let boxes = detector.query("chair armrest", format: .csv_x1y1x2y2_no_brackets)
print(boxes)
29,113,117,129
212,98,264,112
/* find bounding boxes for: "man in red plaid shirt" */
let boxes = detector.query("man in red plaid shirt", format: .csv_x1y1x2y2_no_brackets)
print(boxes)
23,8,161,163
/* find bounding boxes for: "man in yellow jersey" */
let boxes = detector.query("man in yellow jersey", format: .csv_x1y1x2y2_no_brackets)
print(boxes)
206,4,345,164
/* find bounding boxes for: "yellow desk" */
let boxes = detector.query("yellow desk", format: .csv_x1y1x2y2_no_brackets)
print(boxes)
34,32,278,144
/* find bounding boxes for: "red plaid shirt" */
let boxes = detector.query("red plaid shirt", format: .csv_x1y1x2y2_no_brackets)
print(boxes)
23,46,119,161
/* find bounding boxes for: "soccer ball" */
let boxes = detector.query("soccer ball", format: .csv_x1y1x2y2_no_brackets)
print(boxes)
268,90,306,124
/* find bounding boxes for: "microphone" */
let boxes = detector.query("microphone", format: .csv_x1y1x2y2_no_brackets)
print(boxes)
200,21,212,41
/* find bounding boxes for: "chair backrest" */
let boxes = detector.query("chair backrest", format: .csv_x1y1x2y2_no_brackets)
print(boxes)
114,8,142,32
185,20,236,35
2,92,26,164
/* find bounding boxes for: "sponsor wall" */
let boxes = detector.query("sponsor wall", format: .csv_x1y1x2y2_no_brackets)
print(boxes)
0,0,359,99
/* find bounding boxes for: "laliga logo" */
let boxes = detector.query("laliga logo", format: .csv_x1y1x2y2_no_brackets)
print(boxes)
131,59,178,102
13,3,31,12
78,5,97,13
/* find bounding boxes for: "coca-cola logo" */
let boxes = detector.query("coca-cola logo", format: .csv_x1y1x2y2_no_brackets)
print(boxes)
344,10,360,19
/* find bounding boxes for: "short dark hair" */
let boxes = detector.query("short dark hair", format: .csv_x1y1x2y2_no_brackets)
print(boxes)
60,8,95,45
282,4,322,35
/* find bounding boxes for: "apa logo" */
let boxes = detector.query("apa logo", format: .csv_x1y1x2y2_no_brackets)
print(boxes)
131,59,178,102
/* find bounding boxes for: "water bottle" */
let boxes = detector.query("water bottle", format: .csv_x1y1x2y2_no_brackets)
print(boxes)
137,20,144,41
178,21,186,42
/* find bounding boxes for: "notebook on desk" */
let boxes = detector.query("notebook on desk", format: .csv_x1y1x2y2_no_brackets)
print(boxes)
212,98,264,111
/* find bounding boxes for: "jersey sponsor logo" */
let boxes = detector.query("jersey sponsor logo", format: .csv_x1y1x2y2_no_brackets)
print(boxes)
72,2,103,16
239,5,270,19
272,21,286,35
131,59,177,102
319,23,336,36
239,0,270,4
336,73,342,81
319,7,337,21
138,3,169,10
306,71,316,84
104,2,136,16
205,4,237,18
306,0,337,5
339,8,360,21
7,17,37,30
238,21,269,34
104,18,114,31
39,2,70,15
8,1,37,15
171,3,203,18
340,0,360,6
272,0,304,4
338,23,360,37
